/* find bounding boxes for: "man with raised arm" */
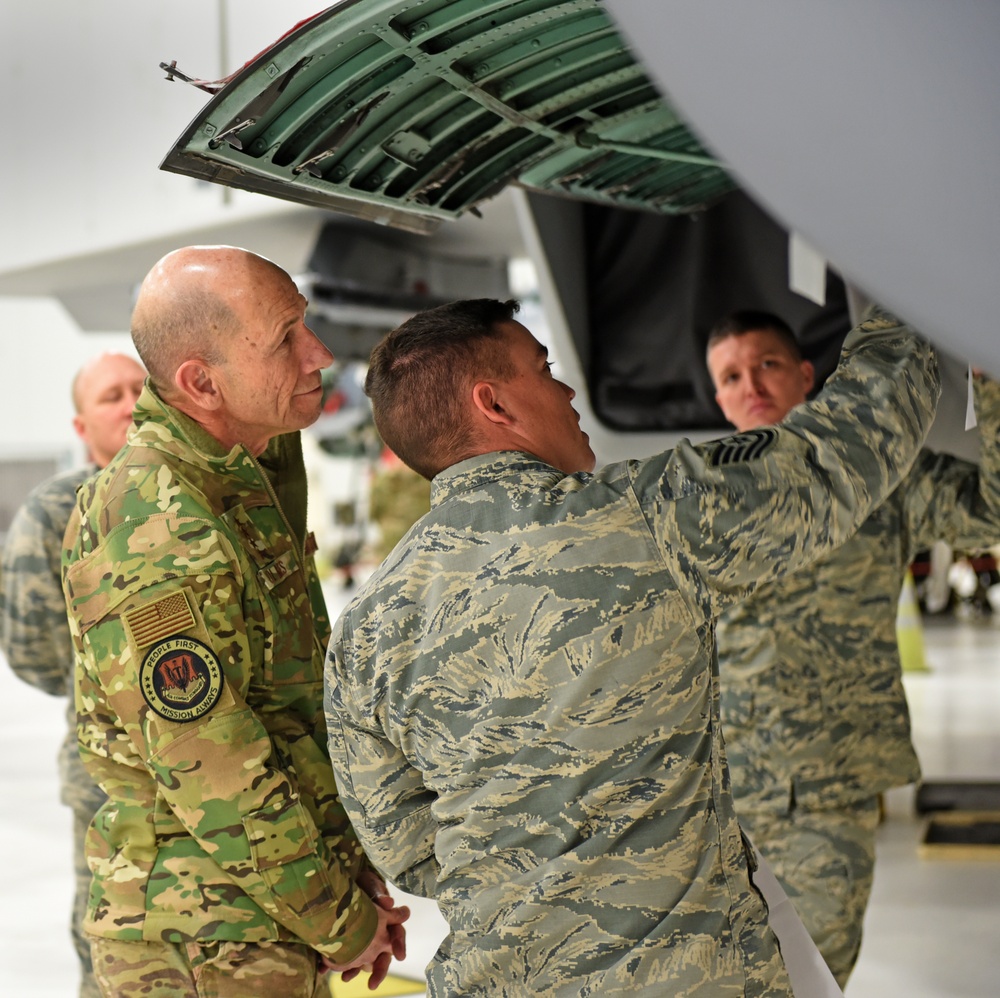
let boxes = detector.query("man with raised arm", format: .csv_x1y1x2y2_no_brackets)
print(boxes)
324,300,938,995
706,308,1000,986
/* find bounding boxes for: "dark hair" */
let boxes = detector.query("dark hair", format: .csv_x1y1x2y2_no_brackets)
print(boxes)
706,309,802,362
365,299,521,480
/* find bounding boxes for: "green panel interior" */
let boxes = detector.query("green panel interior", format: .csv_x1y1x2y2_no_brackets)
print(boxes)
161,0,735,232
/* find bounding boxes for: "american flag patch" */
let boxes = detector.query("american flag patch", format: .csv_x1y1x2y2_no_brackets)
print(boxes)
123,591,196,649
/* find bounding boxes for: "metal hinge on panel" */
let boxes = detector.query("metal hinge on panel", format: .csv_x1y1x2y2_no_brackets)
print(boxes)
161,56,312,152
294,92,390,178
208,118,256,151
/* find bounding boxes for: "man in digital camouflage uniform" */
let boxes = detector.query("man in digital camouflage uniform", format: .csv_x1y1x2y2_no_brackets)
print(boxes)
1,351,146,998
324,298,939,996
705,308,1000,986
61,246,408,997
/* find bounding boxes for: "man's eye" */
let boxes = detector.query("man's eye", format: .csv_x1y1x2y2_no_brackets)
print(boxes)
543,361,554,374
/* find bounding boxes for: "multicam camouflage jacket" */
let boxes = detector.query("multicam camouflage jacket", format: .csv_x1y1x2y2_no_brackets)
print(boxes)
718,375,1000,814
62,385,377,960
326,311,939,996
369,462,432,563
0,465,106,814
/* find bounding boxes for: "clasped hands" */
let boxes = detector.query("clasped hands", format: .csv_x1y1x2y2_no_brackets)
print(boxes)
319,870,411,990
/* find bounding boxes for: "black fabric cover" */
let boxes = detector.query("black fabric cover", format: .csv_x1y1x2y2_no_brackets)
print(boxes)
583,191,851,431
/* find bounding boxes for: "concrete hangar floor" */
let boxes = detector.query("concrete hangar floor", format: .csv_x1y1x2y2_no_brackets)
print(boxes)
1,585,998,997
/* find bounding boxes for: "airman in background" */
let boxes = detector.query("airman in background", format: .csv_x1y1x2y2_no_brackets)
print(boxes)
706,308,1000,986
368,446,431,565
0,351,145,998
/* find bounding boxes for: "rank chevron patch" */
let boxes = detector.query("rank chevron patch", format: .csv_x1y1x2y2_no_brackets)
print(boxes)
710,428,778,467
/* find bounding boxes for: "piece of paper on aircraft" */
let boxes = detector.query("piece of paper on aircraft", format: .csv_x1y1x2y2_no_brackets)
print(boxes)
789,231,827,306
966,364,978,431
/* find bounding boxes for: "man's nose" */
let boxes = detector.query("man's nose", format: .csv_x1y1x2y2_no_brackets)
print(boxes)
560,380,576,401
305,326,335,369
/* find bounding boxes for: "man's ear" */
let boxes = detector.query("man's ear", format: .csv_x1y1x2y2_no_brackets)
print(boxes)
714,391,732,425
801,359,816,396
471,381,514,426
175,360,223,411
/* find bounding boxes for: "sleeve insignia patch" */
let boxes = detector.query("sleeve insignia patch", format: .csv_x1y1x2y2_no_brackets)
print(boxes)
123,590,196,650
710,428,778,467
140,636,224,723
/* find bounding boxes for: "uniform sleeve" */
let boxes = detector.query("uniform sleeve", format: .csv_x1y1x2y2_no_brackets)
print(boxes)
631,307,941,617
325,627,442,899
65,516,378,962
900,376,1000,553
1,481,76,695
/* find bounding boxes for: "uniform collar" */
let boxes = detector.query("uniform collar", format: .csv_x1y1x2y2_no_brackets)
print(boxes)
126,383,299,482
430,450,566,506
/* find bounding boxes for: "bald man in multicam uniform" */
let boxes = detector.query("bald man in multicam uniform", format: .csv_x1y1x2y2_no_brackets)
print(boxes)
1,351,145,998
705,308,1000,987
61,246,408,997
324,298,939,996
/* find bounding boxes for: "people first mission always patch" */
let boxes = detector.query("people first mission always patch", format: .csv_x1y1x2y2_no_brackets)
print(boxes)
123,590,223,722
139,636,224,722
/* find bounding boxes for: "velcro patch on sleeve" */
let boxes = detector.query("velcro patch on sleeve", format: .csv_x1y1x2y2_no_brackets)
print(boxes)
140,637,224,723
123,590,196,650
710,428,778,467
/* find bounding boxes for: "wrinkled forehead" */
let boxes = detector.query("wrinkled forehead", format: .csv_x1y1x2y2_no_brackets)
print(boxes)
230,257,307,320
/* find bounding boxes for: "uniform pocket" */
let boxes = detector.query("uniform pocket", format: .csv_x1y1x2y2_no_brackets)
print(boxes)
243,796,317,871
243,796,333,917
223,504,318,687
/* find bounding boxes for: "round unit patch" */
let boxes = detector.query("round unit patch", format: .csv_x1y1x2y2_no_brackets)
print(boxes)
140,636,224,723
